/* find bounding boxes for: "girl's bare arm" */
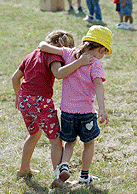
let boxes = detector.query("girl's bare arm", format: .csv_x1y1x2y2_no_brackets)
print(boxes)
12,68,23,109
94,78,109,124
51,53,93,79
38,41,63,56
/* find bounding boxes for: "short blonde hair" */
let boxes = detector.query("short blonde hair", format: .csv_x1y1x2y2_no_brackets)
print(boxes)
45,30,74,48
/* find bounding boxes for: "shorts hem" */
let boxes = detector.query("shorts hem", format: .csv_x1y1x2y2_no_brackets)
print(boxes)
48,134,60,140
60,136,76,142
80,131,100,143
29,131,39,136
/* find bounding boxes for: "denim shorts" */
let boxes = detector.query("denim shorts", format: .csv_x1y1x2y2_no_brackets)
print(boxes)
60,111,100,143
116,3,120,12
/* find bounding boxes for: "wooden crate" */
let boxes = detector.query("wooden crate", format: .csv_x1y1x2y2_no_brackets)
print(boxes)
40,0,65,11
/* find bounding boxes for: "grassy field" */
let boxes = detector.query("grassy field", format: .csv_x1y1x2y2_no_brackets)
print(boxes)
0,0,137,193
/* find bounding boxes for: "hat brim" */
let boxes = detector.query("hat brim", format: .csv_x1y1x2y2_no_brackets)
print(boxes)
82,36,112,55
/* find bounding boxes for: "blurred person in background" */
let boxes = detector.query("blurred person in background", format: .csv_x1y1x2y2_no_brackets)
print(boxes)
67,0,85,14
83,0,102,23
113,0,124,28
117,0,134,29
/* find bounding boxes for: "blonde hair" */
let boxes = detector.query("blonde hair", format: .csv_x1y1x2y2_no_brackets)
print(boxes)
74,41,109,59
45,30,74,48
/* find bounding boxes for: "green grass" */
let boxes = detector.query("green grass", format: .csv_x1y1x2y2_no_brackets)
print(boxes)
0,0,137,193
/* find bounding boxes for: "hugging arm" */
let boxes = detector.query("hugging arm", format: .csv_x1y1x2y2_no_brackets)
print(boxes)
50,53,93,79
38,41,63,56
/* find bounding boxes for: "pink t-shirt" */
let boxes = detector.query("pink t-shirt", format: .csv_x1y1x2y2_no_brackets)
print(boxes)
60,47,105,114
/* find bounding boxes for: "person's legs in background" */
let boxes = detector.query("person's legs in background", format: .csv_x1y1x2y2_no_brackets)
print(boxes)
92,0,102,21
67,0,74,12
115,3,124,28
77,0,84,13
117,3,123,23
118,11,123,23
117,2,134,29
125,15,133,24
83,0,94,22
125,15,134,29
67,0,84,13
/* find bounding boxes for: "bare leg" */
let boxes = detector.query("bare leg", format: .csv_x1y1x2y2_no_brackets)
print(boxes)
77,0,81,7
49,137,63,170
68,0,72,7
55,140,77,183
129,16,133,23
125,15,133,23
118,11,123,22
61,140,77,163
82,140,94,171
19,130,42,173
125,16,129,22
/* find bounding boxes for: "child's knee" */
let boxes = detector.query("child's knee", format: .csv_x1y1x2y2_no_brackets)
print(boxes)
29,130,42,140
84,139,94,146
50,137,62,147
67,139,77,147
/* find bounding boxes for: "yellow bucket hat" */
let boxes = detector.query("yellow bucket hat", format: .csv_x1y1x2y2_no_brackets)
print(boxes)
82,25,113,55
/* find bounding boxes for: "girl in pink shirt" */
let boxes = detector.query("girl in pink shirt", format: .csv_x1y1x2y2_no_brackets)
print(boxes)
39,25,113,187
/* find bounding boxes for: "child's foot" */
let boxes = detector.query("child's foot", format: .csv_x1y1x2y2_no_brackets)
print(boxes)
17,169,40,178
79,175,93,184
59,163,70,182
83,15,94,22
68,6,75,13
78,6,85,13
77,6,85,16
116,22,129,29
128,23,134,29
79,175,100,184
50,178,64,188
50,162,70,188
91,18,102,23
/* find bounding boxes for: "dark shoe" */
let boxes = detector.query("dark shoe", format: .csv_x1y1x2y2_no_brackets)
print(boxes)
78,6,83,12
77,6,86,16
68,6,74,13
